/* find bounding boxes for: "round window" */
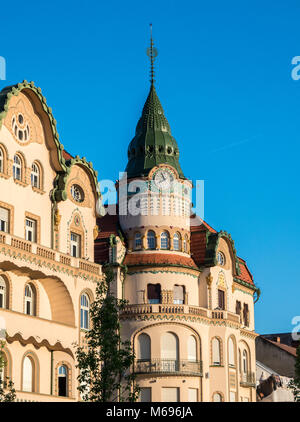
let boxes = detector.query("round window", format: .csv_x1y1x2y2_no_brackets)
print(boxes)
217,251,225,266
71,184,84,203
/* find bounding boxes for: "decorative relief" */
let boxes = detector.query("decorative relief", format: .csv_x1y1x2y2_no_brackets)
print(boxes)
3,95,44,146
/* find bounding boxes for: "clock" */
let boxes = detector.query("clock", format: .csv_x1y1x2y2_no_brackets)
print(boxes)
153,169,174,190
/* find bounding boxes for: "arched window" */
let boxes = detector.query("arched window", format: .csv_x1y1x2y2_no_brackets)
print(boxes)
13,154,22,181
22,355,35,392
183,235,188,253
160,231,169,250
80,293,90,330
0,350,8,386
228,337,235,367
161,332,179,364
212,338,221,365
24,284,36,316
0,276,7,309
137,333,151,361
147,284,161,304
217,251,226,266
0,148,3,173
188,336,197,362
173,232,181,251
213,393,222,402
134,232,142,250
147,231,156,250
31,163,40,189
58,365,68,397
173,285,184,304
242,350,248,374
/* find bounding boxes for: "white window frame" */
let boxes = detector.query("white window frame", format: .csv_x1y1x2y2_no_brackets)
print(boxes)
31,163,40,189
0,207,9,233
25,284,35,316
71,232,81,258
0,276,6,309
13,154,22,181
25,218,37,242
80,293,89,330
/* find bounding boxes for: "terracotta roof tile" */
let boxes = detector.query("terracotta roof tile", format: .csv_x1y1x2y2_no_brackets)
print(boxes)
123,253,199,269
264,339,297,357
236,258,254,286
62,150,73,160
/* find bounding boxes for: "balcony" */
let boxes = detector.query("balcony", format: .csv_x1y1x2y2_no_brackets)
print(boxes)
240,372,256,387
121,304,240,324
0,232,102,279
134,359,203,376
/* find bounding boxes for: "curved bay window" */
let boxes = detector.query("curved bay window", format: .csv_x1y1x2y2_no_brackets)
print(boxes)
160,231,169,250
58,365,68,397
147,230,156,250
173,232,181,251
134,232,142,250
147,283,161,304
137,333,151,361
80,293,90,330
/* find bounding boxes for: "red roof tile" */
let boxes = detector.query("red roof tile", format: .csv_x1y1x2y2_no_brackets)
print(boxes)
264,339,297,357
62,150,73,160
94,208,120,264
123,253,199,269
236,258,254,286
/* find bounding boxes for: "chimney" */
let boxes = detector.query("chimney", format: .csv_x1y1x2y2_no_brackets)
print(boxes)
276,336,281,343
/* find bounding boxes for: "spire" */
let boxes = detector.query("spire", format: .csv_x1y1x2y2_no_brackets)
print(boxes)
125,28,184,179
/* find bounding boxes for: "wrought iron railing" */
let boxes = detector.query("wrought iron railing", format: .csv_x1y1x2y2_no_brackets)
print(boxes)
240,372,256,387
134,359,203,376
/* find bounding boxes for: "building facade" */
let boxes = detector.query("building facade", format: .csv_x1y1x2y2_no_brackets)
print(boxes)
0,81,103,401
95,77,260,402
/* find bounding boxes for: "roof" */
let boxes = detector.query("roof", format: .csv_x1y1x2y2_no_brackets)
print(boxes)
94,209,120,264
262,338,297,357
125,83,184,179
235,258,254,286
123,252,199,270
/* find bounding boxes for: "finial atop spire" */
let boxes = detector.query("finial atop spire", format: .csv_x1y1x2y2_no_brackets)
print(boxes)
146,23,158,85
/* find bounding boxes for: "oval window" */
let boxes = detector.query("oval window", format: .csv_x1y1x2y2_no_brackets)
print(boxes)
71,184,84,203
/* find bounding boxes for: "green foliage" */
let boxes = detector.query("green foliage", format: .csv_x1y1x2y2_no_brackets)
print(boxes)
288,344,300,402
0,340,16,402
75,266,140,402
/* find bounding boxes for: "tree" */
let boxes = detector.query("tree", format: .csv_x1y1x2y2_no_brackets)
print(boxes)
288,344,300,402
75,265,140,402
0,340,16,402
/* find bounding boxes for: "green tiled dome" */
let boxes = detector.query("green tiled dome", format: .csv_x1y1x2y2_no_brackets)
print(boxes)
125,83,184,179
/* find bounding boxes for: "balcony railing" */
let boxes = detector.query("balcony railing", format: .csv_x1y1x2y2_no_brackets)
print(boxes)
0,232,102,277
134,359,203,376
240,372,256,387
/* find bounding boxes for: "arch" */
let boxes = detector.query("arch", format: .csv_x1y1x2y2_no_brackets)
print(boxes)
187,335,197,362
183,234,188,253
147,230,156,250
67,209,88,259
211,337,222,365
21,351,39,393
80,292,90,330
0,143,8,174
24,282,37,316
173,232,181,251
161,332,179,360
31,160,43,190
0,275,9,309
134,232,142,250
55,360,72,398
137,333,151,361
238,340,252,372
212,392,224,402
160,231,170,250
228,335,236,367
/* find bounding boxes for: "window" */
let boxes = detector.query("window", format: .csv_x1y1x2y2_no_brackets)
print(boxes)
236,300,241,316
243,304,249,327
173,232,181,251
217,251,225,266
71,184,84,203
228,337,235,367
0,148,3,173
0,351,7,386
0,276,7,309
173,285,184,304
137,333,151,361
218,289,225,310
188,388,198,402
22,355,35,392
31,163,40,189
25,218,37,242
213,393,222,402
13,154,22,180
212,338,221,365
0,207,9,233
161,332,178,362
58,365,68,397
160,231,169,249
139,387,151,402
147,284,161,304
147,230,156,250
242,350,248,374
188,336,197,362
71,232,81,257
80,293,90,330
25,284,36,316
162,387,179,402
183,235,188,253
134,232,142,249
229,391,236,402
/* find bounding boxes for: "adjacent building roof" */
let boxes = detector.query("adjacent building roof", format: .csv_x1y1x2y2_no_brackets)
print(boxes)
123,252,199,270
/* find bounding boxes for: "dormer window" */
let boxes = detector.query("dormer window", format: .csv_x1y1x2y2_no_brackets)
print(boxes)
71,185,84,203
217,251,225,266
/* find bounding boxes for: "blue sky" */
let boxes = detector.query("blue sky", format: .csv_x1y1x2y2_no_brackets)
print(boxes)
1,0,299,334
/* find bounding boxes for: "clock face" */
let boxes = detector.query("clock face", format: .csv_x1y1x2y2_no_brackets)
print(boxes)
153,169,174,190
